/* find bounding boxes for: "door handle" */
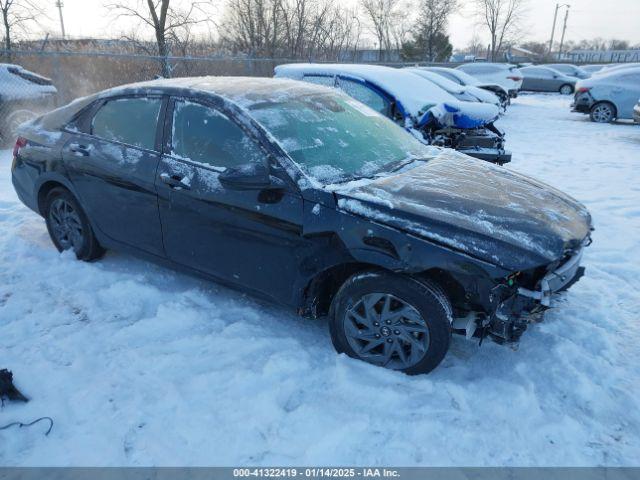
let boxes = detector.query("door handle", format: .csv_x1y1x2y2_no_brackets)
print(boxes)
69,143,90,156
160,172,191,190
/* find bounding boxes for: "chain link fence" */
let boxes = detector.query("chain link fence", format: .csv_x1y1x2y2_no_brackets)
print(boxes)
0,49,449,144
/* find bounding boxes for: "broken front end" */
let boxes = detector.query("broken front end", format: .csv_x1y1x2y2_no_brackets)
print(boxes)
449,236,591,345
417,115,511,166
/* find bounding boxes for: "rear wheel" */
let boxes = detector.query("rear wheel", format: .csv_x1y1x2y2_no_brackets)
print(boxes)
329,271,452,375
559,84,573,95
44,187,105,261
590,102,616,123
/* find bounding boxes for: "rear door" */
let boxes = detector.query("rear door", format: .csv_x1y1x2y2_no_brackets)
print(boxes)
156,96,309,304
62,95,166,256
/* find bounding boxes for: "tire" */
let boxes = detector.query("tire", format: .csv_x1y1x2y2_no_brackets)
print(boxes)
590,102,616,123
44,187,105,261
559,84,573,95
329,271,452,375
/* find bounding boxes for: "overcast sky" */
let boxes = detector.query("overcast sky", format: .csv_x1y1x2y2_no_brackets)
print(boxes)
31,0,640,51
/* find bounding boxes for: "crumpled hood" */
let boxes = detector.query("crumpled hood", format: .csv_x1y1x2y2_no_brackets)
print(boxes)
420,100,500,129
335,150,592,271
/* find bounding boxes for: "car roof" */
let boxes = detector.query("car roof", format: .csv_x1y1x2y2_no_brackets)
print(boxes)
458,63,516,70
97,76,334,109
275,63,457,116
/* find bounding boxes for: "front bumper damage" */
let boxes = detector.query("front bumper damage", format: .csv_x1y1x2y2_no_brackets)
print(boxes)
486,238,590,343
430,125,512,165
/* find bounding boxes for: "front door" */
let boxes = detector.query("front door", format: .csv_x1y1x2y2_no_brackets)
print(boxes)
156,97,309,304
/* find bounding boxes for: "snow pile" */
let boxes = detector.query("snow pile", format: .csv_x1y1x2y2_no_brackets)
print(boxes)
1,94,639,466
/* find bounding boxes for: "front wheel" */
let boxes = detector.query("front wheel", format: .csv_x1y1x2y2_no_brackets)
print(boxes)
590,102,615,123
559,84,573,95
44,187,105,261
329,271,452,375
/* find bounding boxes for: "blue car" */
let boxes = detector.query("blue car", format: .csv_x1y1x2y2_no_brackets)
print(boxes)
275,64,511,165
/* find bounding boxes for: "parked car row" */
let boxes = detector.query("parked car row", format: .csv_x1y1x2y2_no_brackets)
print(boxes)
11,75,593,374
275,64,511,164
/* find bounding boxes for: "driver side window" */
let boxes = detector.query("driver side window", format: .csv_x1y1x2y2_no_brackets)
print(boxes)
337,78,391,117
171,99,265,169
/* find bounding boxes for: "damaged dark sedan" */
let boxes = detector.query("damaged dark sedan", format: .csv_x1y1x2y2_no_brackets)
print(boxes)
11,77,593,374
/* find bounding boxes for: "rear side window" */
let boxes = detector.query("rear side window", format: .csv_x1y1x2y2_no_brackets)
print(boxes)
464,65,496,74
92,97,162,150
171,100,265,169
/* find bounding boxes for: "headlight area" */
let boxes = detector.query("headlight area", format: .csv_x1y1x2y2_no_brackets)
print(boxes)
483,245,588,344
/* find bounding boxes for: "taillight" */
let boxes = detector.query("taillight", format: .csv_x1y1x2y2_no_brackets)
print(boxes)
13,137,27,158
507,76,522,81
576,87,591,94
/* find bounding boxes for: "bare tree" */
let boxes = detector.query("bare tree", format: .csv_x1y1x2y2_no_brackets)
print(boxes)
107,0,214,77
220,0,284,57
220,0,361,61
360,0,405,61
473,0,526,61
0,0,43,52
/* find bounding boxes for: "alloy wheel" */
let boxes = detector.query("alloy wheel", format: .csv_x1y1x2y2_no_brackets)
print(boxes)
560,85,573,95
591,104,613,123
48,198,84,251
343,293,430,370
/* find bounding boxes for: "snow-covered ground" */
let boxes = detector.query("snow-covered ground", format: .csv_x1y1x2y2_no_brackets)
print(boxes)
1,93,639,466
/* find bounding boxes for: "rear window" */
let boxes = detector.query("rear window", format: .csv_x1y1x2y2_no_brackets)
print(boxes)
92,97,162,150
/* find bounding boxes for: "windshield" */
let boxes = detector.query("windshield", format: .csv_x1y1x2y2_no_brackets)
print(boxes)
248,92,435,184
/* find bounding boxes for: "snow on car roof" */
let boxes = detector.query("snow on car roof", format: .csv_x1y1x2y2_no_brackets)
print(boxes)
98,76,334,108
275,63,457,117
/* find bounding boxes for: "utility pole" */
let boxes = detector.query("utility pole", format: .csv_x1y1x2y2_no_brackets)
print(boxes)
547,3,560,55
55,0,66,39
558,6,570,59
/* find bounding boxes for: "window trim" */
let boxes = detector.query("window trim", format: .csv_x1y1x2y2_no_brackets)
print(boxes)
86,94,167,153
335,74,405,121
163,95,272,173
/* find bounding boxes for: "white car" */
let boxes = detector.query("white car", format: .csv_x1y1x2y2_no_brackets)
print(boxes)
457,63,524,98
572,67,640,123
0,63,57,144
581,64,608,74
424,66,510,109
545,64,590,79
405,67,501,108
593,63,640,76
582,64,607,73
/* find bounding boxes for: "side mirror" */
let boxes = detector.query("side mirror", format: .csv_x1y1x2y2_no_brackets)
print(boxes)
219,163,283,190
